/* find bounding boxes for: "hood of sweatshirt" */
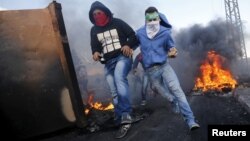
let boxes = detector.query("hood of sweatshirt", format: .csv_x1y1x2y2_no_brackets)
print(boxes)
159,12,172,29
89,1,113,25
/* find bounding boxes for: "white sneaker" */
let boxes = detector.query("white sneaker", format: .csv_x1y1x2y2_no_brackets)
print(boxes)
189,123,200,131
115,124,131,138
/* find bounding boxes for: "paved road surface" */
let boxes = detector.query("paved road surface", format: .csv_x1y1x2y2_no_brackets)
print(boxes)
38,94,250,141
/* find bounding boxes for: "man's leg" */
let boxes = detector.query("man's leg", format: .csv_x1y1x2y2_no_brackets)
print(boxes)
162,64,199,130
104,65,120,124
105,72,118,104
147,67,175,102
141,72,148,105
114,55,132,120
114,55,133,139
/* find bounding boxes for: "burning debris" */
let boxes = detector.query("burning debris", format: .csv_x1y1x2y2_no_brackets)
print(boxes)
83,93,149,133
193,50,237,94
84,94,115,132
84,94,114,115
85,108,115,133
173,19,250,93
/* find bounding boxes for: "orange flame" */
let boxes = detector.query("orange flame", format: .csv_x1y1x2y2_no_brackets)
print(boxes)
84,95,114,115
194,51,237,92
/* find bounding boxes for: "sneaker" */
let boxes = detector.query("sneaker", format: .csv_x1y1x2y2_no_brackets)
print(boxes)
121,113,132,124
140,100,147,106
171,101,180,114
131,114,143,123
115,124,131,139
189,123,200,131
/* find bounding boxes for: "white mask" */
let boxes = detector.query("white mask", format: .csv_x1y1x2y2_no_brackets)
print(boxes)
146,20,160,39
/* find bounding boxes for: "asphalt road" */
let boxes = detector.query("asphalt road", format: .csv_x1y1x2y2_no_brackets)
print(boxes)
38,94,250,141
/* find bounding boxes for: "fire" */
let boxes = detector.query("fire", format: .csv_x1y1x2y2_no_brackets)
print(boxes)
194,51,237,92
84,95,114,115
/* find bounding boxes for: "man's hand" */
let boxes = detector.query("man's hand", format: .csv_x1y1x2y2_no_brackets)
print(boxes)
121,45,133,57
168,47,178,58
93,52,101,61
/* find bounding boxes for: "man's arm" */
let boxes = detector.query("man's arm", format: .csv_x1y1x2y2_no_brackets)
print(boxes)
119,19,138,49
165,32,177,58
90,28,102,61
119,19,139,57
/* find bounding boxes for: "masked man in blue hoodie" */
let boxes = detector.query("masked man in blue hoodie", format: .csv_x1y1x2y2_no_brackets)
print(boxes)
89,1,138,138
136,7,200,131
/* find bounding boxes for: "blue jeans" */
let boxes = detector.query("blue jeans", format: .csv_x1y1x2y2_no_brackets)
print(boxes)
141,72,149,101
146,62,196,125
104,55,132,120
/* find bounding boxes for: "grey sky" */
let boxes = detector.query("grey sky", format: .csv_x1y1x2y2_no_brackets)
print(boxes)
0,0,249,56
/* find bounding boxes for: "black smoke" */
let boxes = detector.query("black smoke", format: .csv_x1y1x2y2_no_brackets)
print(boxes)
171,18,248,92
175,18,242,61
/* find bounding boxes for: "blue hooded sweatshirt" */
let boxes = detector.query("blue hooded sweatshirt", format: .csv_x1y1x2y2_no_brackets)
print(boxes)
136,13,174,69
